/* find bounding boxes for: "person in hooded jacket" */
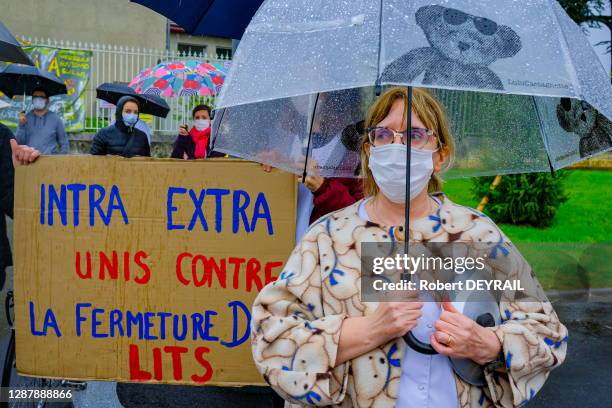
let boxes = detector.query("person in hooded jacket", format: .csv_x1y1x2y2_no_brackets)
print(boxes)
90,96,150,157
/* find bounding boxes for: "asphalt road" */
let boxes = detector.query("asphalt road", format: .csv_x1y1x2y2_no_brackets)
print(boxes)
2,217,611,407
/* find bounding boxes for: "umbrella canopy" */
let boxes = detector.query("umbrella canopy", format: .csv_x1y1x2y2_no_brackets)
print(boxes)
214,0,612,179
0,21,33,66
0,64,66,98
211,0,612,373
212,0,612,378
96,82,170,118
129,60,229,97
130,0,264,39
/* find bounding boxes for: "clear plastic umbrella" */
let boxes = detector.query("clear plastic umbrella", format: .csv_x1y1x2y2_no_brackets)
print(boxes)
213,0,611,179
212,0,612,377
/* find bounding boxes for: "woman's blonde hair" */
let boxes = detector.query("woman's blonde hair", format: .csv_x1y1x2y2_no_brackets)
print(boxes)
360,87,455,197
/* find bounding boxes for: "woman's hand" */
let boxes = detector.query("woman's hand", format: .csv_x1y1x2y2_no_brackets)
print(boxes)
179,125,189,136
368,301,423,344
336,300,423,366
10,139,40,166
431,302,502,365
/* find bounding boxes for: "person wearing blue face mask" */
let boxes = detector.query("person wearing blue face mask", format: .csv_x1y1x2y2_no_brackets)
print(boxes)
15,87,69,155
91,96,150,157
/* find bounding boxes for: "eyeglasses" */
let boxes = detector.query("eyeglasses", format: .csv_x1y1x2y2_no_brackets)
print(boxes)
367,126,435,149
443,8,498,36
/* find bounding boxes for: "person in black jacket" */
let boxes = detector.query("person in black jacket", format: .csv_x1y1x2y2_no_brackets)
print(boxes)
91,96,150,157
0,124,14,290
1,124,40,290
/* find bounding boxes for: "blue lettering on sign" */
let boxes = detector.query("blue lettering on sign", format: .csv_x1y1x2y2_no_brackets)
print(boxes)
167,187,187,230
75,302,92,336
165,187,273,235
40,184,129,227
70,300,251,348
92,308,108,338
173,314,188,341
187,189,208,231
220,300,251,348
66,184,86,226
251,192,274,235
29,301,62,337
106,186,129,225
206,189,230,233
89,184,106,225
232,190,251,234
38,184,273,235
109,309,124,337
157,312,172,340
47,184,67,226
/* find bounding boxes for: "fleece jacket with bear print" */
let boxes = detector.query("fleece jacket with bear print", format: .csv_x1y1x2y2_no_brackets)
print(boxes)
251,194,567,408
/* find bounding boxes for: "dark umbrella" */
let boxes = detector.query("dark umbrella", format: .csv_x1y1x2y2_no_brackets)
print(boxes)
130,0,264,39
0,64,66,98
96,82,170,118
0,21,33,66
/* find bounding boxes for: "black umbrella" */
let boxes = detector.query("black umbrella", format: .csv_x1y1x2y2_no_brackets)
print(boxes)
0,64,66,98
0,22,33,66
96,82,170,118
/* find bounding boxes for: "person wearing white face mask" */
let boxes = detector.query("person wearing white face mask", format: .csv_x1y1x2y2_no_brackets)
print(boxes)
250,87,566,408
91,96,150,157
171,104,219,160
15,87,69,155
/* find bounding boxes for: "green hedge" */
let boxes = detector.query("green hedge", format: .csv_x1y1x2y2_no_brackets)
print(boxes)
471,172,568,228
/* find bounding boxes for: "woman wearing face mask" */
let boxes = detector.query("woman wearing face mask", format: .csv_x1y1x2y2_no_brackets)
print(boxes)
90,96,150,157
250,87,567,408
171,104,213,160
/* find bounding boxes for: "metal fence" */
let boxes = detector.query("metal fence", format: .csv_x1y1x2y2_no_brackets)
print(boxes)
20,37,231,136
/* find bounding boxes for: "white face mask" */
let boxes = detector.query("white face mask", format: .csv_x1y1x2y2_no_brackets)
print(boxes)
194,119,210,131
368,144,435,203
32,97,47,110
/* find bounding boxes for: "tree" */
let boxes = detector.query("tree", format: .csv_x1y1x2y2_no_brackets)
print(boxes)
558,0,611,75
559,0,610,30
471,173,568,228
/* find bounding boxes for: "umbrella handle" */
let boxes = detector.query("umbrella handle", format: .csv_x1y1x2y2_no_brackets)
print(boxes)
403,331,438,355
401,86,436,354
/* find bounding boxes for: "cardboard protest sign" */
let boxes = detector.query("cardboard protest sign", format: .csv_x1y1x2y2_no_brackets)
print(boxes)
13,156,297,385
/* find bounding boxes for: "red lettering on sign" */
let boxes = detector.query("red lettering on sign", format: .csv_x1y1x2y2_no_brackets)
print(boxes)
192,346,214,383
174,253,283,293
129,344,152,381
75,251,151,284
128,344,214,383
265,261,283,284
228,257,246,289
75,251,92,279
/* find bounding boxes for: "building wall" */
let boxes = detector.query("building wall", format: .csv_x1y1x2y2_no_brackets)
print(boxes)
170,32,233,58
1,0,167,49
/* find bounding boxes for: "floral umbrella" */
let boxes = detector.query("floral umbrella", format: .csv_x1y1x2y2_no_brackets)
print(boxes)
129,60,229,97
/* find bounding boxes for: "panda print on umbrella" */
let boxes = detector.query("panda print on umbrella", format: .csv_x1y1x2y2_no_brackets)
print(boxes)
381,5,522,90
556,97,612,158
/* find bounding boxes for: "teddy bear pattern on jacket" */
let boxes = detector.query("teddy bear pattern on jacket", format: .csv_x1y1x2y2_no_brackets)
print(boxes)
381,5,522,90
251,195,567,407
